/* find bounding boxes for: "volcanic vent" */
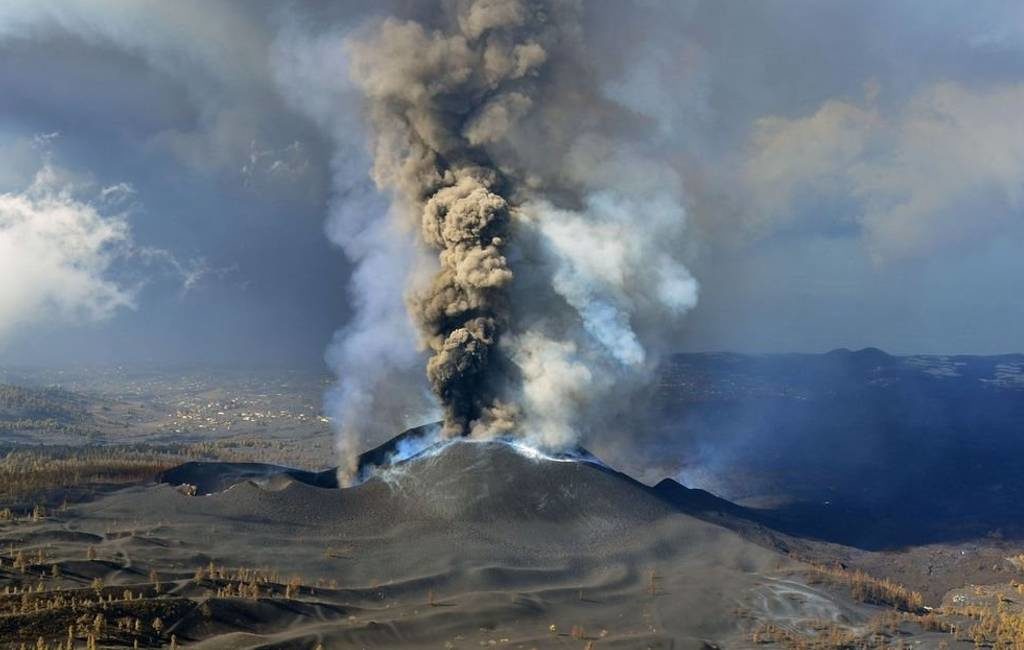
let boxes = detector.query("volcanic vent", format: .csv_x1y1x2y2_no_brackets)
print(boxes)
159,423,743,535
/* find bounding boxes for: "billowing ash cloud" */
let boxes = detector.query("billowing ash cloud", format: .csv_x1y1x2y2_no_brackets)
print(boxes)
344,3,555,440
276,0,699,480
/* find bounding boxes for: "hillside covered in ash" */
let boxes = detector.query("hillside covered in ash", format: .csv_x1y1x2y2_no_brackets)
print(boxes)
1,433,978,649
642,348,1024,547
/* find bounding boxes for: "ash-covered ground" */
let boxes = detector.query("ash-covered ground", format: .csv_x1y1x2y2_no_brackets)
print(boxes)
0,432,959,648
3,352,1024,647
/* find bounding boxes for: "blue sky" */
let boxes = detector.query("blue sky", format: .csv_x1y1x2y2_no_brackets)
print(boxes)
1,0,1022,366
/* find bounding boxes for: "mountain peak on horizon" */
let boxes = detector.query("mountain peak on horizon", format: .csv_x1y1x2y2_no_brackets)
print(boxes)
825,346,891,358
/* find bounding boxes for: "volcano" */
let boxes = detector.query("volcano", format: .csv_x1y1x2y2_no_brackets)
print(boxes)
124,426,809,646
158,423,741,521
5,426,975,647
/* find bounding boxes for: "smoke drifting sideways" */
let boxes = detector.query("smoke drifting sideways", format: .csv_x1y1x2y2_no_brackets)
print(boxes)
277,0,698,485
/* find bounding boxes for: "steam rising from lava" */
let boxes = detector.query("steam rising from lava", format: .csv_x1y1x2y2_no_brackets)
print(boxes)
324,0,698,483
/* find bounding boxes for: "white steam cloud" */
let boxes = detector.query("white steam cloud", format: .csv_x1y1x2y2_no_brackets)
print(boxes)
510,140,699,450
271,23,438,482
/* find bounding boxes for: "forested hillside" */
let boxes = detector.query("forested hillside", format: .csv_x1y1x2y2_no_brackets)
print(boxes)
0,385,94,436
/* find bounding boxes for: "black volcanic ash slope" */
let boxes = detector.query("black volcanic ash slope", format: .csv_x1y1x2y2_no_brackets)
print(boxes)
158,423,444,493
71,427,800,648
158,424,745,527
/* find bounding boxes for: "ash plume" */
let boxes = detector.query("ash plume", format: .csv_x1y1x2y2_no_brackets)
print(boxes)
284,0,699,478
345,1,567,439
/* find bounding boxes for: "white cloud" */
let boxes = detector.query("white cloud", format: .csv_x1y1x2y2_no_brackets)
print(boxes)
742,82,1024,260
99,182,135,205
0,164,135,341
